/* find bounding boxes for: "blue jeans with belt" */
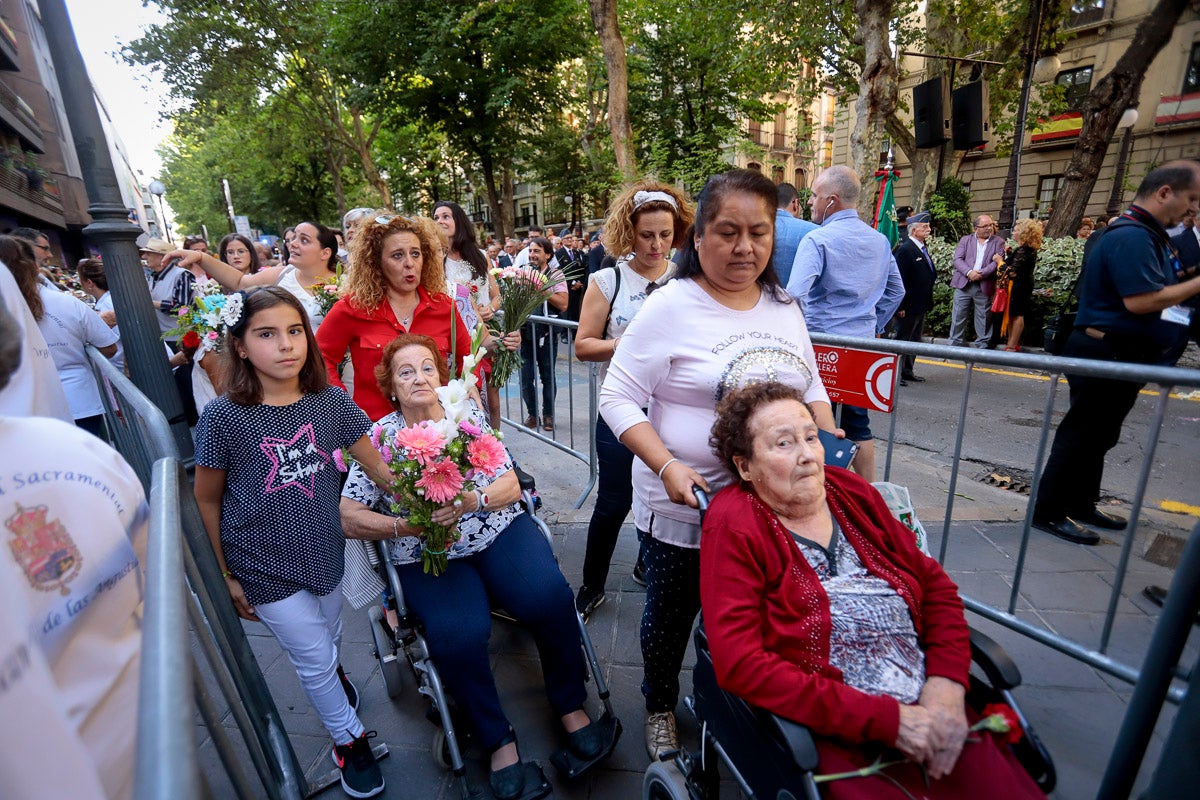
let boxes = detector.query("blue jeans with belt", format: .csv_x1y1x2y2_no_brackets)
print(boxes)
396,512,587,750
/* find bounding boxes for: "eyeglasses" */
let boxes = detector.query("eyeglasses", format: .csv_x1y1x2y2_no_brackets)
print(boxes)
975,222,994,228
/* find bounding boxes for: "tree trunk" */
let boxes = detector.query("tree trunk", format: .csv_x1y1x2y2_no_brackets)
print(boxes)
849,0,898,219
349,108,392,208
500,162,515,240
588,0,636,180
886,113,944,213
1044,0,1190,237
324,143,347,222
480,152,504,242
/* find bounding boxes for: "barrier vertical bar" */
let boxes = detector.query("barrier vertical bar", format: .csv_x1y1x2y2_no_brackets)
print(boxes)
134,459,200,800
193,665,260,800
1096,521,1200,800
1008,372,1062,613
883,366,901,482
937,362,975,565
1099,386,1170,653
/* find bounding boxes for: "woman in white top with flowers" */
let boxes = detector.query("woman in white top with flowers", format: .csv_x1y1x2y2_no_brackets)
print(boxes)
167,221,341,329
433,200,504,428
572,181,693,623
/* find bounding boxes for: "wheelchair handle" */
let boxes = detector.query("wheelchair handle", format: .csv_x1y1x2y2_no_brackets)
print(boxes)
692,485,710,521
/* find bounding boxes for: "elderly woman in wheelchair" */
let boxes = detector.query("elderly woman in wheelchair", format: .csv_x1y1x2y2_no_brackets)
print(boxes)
340,334,611,800
694,381,1044,799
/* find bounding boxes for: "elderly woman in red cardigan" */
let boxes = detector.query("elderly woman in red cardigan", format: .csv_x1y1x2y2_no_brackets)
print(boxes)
699,382,1041,799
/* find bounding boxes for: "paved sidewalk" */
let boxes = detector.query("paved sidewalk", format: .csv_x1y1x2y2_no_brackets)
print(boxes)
195,432,1198,799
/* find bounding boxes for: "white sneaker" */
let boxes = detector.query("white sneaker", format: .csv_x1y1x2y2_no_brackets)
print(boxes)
645,711,678,761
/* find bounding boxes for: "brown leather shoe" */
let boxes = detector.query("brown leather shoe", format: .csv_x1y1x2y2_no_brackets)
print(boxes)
542,415,554,431
523,415,537,429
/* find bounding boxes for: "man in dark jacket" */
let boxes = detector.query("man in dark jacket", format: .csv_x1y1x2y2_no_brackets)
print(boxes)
891,211,936,385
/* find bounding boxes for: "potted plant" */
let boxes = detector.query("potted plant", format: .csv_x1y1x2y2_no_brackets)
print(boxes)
17,151,44,191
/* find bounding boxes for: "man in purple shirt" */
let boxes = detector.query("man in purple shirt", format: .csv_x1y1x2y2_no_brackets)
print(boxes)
948,214,1006,347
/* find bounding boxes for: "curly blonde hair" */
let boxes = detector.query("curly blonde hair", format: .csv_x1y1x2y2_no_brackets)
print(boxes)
343,213,448,311
601,180,694,257
1013,218,1044,250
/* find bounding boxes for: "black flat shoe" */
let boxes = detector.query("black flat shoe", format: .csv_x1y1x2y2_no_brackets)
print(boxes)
902,374,926,382
1033,516,1100,546
1142,585,1200,626
489,728,528,800
567,720,605,760
1073,507,1128,530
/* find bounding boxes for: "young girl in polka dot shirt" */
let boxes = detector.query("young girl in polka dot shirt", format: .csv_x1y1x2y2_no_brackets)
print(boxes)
193,287,394,798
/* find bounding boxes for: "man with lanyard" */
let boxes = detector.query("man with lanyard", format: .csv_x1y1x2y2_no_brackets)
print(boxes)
1034,161,1200,545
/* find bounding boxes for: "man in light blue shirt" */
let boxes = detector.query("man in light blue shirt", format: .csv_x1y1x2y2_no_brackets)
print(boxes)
787,165,905,481
773,183,818,286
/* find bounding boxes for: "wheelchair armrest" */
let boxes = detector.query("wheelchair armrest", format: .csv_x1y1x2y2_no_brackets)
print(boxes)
513,464,536,493
969,628,1022,691
766,713,821,772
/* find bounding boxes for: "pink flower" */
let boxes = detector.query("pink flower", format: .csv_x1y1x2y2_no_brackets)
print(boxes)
370,426,384,450
394,423,447,465
458,419,483,437
177,307,190,318
380,445,393,462
332,448,347,472
466,434,506,476
206,330,219,341
415,459,465,504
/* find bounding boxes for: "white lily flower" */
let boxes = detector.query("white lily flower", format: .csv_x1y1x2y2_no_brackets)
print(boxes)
429,415,459,441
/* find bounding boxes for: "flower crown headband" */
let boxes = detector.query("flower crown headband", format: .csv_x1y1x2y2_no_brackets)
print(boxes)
220,290,247,334
633,190,678,210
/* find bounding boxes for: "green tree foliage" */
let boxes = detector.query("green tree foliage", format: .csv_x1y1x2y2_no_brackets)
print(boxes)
927,176,973,241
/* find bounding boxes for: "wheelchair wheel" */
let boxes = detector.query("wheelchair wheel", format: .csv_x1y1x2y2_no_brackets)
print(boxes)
431,728,452,771
643,760,690,800
368,604,403,699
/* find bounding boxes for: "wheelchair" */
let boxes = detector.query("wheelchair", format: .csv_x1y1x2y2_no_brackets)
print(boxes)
642,490,1056,799
366,465,621,799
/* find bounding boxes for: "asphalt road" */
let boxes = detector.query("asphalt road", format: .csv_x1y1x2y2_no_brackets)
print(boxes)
874,355,1200,521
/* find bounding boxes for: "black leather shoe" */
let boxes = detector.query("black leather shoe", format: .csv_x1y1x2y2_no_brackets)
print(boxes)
567,720,605,760
1073,507,1128,530
489,762,525,800
899,379,909,387
902,374,926,382
1033,516,1101,546
1143,585,1200,626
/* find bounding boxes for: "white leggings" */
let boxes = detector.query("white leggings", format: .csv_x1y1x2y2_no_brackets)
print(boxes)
254,584,363,745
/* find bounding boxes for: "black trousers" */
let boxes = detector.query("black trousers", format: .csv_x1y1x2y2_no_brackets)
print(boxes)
894,311,926,376
1034,331,1145,521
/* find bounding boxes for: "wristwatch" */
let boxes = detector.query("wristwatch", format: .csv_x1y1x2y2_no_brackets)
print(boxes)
475,488,489,510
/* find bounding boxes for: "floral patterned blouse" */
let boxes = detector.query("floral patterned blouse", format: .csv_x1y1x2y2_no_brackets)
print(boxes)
789,521,927,704
341,406,522,566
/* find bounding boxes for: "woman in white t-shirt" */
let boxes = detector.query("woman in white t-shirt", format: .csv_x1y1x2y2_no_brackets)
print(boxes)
0,238,118,436
572,181,693,622
78,258,124,374
433,200,503,428
598,169,840,762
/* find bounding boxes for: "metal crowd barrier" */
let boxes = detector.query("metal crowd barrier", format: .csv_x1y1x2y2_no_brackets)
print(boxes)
495,313,599,507
86,347,309,800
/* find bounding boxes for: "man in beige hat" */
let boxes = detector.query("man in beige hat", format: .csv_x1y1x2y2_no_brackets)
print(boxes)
141,237,195,344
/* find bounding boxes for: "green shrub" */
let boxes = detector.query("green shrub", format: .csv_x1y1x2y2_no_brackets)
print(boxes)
921,234,1084,343
927,177,972,241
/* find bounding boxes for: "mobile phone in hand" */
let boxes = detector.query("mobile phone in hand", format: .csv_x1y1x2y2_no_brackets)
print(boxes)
818,429,858,469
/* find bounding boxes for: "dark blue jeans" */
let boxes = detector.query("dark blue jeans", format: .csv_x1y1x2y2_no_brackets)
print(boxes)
640,531,701,713
581,414,637,591
396,513,587,750
520,321,557,419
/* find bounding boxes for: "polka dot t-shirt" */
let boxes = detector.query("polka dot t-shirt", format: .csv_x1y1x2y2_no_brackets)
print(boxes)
195,388,372,606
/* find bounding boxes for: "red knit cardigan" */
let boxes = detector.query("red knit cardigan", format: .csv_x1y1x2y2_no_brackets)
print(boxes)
698,468,971,747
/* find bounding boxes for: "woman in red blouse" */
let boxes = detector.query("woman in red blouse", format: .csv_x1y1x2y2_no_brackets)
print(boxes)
317,214,515,421
699,382,1041,799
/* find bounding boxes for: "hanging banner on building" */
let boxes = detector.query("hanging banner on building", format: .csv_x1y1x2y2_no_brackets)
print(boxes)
813,345,898,413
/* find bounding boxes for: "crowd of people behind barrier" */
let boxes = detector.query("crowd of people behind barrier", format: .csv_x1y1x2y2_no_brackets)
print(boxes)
1,158,1198,798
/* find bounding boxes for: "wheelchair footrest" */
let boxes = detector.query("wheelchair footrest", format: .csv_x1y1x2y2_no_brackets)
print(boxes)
548,714,622,780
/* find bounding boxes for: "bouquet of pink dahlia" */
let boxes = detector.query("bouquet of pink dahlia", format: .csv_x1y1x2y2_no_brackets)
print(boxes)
378,383,507,576
487,262,579,387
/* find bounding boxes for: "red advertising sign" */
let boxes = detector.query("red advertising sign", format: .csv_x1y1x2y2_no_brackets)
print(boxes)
812,345,899,413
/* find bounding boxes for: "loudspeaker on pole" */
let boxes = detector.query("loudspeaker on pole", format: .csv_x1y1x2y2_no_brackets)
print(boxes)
913,75,951,149
952,80,990,150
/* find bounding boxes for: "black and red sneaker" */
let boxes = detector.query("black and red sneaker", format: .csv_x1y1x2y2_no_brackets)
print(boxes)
331,731,384,798
337,664,360,713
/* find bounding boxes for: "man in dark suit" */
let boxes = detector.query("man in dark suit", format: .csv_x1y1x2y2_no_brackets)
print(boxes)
497,238,516,268
1172,210,1200,271
891,211,936,385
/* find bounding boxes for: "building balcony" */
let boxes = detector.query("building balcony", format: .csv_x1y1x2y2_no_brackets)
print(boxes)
1155,92,1200,129
0,80,44,152
0,17,17,71
0,164,65,227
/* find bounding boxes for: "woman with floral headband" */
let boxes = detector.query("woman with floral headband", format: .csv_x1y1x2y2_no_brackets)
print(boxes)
572,181,693,622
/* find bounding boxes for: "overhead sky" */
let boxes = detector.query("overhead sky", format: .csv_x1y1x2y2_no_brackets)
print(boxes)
63,0,173,180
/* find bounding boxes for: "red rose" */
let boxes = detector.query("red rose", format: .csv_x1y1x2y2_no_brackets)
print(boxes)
181,330,201,350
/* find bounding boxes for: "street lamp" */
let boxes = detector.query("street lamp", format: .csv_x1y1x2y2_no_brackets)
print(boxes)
148,179,171,243
1105,109,1140,218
